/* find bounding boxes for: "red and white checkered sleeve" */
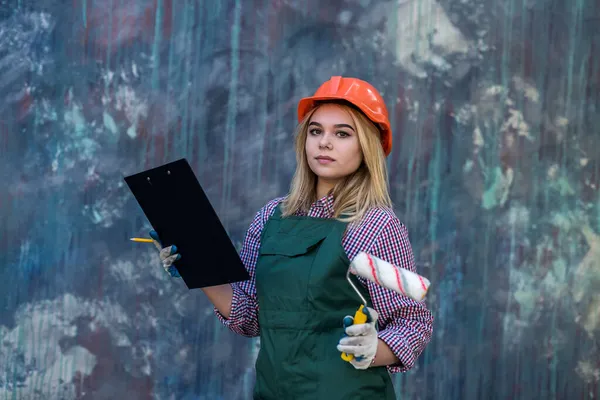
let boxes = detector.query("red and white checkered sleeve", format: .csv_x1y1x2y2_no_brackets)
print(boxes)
213,198,283,337
366,217,434,374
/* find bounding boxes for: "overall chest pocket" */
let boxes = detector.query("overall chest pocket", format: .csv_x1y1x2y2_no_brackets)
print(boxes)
259,233,329,257
256,233,330,309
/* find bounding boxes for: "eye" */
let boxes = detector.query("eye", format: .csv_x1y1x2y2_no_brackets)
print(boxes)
337,131,350,138
309,128,321,135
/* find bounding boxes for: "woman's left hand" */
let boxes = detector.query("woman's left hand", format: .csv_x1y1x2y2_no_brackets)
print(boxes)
337,306,379,369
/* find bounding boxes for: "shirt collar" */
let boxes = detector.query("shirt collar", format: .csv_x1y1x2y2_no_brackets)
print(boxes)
312,192,335,217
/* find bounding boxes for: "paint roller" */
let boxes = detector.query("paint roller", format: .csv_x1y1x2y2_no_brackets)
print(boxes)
340,252,431,362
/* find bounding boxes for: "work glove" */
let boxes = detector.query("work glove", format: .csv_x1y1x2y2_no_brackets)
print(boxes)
149,230,181,278
337,306,379,370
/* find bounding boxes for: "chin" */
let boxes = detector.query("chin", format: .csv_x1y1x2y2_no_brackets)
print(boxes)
312,170,345,181
309,161,350,179
309,164,332,175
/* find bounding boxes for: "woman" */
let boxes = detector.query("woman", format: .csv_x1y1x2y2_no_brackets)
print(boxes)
152,76,434,399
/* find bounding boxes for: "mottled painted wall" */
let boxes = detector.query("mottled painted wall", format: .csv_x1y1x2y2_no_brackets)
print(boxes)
1,0,599,399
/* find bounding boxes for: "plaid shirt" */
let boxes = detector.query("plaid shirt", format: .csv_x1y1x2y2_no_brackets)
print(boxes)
214,194,433,374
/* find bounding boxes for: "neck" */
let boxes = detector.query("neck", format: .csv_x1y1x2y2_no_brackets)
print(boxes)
316,179,336,199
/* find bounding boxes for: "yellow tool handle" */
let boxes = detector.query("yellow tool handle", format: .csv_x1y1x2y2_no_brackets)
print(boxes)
340,304,369,361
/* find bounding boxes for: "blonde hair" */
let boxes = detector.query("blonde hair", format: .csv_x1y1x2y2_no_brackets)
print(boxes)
281,101,393,223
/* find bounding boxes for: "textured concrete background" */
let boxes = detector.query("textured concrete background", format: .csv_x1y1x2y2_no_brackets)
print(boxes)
0,0,599,398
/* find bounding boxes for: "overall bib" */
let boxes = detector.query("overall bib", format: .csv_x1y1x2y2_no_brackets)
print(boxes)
253,205,397,399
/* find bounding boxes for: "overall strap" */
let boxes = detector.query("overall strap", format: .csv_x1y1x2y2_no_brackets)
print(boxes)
270,202,285,220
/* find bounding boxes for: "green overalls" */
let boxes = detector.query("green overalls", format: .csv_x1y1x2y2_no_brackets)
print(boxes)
253,205,397,399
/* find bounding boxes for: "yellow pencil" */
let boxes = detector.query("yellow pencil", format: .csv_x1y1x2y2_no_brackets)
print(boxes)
130,238,154,243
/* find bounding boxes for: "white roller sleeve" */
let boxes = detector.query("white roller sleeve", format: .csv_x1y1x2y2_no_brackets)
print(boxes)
349,252,431,302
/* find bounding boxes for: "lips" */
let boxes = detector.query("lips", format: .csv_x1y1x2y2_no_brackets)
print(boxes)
316,156,334,161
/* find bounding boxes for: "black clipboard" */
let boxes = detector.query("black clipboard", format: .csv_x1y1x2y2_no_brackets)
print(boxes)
123,158,250,289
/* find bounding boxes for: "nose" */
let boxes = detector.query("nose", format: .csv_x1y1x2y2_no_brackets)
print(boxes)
319,132,332,148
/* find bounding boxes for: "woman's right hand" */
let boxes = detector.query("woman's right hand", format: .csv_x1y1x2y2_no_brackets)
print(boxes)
149,230,181,278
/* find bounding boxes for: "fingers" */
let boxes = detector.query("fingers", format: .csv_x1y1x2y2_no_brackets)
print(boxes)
159,245,177,260
363,307,378,323
151,232,181,264
149,230,162,251
337,335,376,370
345,323,372,336
336,342,367,357
338,310,378,370
162,254,181,278
336,343,356,354
338,336,365,346
166,265,181,278
162,253,181,267
343,315,354,329
350,358,371,369
149,230,182,278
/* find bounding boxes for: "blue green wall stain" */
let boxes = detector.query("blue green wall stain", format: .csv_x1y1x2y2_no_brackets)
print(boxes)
1,0,599,398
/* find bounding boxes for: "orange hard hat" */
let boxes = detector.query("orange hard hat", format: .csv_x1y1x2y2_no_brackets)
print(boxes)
297,76,392,156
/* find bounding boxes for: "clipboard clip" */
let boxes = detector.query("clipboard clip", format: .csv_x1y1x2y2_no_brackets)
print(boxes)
146,170,172,185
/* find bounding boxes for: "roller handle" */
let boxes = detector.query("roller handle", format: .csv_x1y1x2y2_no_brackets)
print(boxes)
340,304,369,362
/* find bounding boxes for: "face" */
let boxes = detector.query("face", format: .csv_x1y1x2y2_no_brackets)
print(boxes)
305,104,363,194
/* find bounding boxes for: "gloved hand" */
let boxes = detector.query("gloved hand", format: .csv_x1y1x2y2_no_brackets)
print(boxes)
149,230,181,278
337,306,379,370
